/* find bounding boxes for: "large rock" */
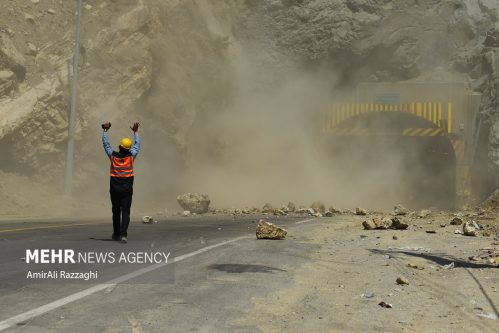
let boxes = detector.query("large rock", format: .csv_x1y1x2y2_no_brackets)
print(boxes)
463,222,477,236
176,193,210,214
256,220,287,239
391,217,408,230
0,33,26,80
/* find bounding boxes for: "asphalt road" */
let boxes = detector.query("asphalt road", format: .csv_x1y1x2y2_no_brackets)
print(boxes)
0,214,312,332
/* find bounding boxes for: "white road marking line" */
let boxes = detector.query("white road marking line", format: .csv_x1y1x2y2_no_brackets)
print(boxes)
0,236,249,331
295,218,315,224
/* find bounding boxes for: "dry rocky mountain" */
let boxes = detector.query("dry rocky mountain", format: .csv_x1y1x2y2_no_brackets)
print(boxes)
0,0,498,215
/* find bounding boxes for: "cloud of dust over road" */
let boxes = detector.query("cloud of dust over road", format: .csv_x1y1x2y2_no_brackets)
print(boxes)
166,53,414,210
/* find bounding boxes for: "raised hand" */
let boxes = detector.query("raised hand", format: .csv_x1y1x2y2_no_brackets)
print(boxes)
130,122,140,133
101,122,111,131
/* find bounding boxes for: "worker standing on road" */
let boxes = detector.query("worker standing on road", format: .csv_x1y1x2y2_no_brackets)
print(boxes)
101,122,140,243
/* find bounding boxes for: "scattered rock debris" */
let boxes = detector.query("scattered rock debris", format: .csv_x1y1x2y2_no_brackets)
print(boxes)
363,217,408,230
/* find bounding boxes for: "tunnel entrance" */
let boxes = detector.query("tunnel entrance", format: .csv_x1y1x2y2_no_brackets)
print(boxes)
322,112,457,210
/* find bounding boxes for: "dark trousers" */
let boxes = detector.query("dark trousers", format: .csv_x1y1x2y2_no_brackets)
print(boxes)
110,191,133,237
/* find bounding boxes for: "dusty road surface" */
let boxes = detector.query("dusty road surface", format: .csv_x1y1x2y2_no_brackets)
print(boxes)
0,213,497,332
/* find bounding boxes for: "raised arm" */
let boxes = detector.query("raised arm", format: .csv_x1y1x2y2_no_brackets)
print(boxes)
102,122,113,157
130,122,140,157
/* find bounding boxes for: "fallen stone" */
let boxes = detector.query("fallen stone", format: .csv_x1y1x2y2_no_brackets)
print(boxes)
393,235,398,240
256,220,287,239
142,216,155,223
241,208,250,214
31,0,40,4
454,229,463,234
391,217,408,230
324,211,333,217
262,203,274,213
177,193,210,214
287,201,296,212
181,210,191,217
310,201,326,214
379,217,393,229
450,217,463,225
307,208,316,216
47,9,56,15
312,212,322,218
355,207,367,216
393,203,408,216
426,230,437,234
396,276,409,285
378,301,393,308
362,219,376,230
463,222,477,236
417,209,431,218
440,224,446,228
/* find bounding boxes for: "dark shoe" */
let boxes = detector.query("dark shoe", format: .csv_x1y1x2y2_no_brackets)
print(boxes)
120,236,127,244
112,235,120,241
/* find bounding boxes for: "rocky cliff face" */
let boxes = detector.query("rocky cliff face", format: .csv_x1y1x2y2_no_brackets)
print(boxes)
0,0,497,214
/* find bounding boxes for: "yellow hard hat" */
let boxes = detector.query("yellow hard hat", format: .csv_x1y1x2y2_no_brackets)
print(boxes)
120,137,132,150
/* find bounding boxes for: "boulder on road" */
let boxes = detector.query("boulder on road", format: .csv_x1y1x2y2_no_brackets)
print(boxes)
463,222,477,236
391,217,408,230
256,220,287,239
176,193,210,214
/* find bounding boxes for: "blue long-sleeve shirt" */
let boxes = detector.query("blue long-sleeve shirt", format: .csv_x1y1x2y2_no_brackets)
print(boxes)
102,131,140,158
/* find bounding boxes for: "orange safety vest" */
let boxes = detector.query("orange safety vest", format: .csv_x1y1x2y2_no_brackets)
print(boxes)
110,155,135,178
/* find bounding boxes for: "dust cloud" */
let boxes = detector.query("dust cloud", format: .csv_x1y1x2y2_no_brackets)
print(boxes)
136,46,456,211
